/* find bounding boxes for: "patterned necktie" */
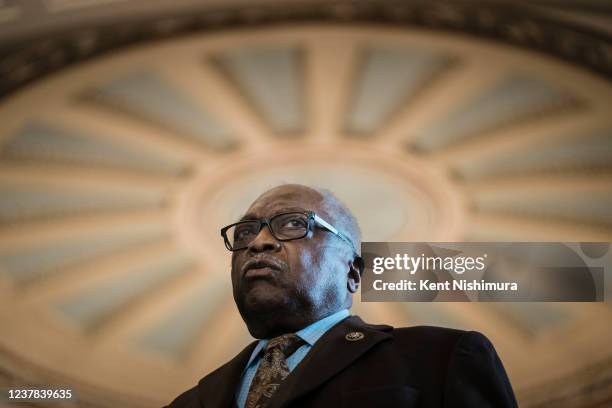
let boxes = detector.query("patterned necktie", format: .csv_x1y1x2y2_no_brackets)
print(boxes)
245,333,305,408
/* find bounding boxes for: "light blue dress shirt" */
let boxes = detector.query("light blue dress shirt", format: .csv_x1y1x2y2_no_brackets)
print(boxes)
235,308,350,408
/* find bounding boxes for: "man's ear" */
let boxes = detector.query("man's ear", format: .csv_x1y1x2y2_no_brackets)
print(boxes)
347,256,363,293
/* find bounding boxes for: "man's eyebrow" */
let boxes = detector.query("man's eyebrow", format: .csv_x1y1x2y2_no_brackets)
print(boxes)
276,206,308,213
239,212,258,221
238,206,308,222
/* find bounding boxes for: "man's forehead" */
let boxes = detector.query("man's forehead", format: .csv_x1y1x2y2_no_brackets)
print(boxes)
243,186,324,218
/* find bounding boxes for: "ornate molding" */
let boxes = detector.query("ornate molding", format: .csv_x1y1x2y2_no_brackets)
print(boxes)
1,0,611,98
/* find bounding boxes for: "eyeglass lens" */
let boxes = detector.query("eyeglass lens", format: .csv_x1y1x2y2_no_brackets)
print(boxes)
226,212,309,249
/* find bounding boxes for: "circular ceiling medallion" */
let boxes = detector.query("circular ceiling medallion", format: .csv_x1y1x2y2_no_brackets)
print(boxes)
175,142,464,266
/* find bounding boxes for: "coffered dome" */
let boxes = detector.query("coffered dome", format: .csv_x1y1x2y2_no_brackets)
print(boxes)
0,2,611,406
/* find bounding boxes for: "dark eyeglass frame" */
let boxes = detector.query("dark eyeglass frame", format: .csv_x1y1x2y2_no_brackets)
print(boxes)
220,210,357,254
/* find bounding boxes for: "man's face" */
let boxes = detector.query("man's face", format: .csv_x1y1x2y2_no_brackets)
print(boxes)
230,185,350,337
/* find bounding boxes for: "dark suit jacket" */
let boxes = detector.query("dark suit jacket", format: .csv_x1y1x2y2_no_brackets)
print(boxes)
166,315,518,408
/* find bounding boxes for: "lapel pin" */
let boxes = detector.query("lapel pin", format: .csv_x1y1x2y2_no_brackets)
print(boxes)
345,331,365,342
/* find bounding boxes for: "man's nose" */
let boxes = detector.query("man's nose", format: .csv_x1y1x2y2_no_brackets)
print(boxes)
247,224,281,253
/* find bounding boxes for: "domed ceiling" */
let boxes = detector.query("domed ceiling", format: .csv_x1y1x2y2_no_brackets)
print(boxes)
0,9,611,408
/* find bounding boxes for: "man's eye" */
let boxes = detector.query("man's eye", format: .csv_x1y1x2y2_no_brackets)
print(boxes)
283,218,306,229
236,228,255,238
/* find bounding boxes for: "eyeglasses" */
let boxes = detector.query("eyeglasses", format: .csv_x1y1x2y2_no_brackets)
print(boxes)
220,211,357,253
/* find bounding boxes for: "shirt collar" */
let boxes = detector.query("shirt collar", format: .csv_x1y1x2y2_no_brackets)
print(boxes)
243,309,350,372
295,308,350,346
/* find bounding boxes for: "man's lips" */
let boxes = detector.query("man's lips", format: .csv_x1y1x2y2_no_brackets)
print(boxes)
241,257,285,279
244,266,278,279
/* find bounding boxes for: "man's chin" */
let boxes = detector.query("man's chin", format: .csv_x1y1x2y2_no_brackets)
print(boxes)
239,283,288,314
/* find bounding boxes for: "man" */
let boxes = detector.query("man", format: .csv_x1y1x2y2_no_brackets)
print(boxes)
166,184,517,408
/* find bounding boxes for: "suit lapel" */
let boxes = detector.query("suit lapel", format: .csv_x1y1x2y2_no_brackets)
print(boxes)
196,340,258,407
270,315,392,408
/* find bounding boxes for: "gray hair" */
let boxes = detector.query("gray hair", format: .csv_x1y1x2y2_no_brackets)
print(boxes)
313,187,362,256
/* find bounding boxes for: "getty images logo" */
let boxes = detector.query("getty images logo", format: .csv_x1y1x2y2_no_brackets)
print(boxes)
371,253,488,275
